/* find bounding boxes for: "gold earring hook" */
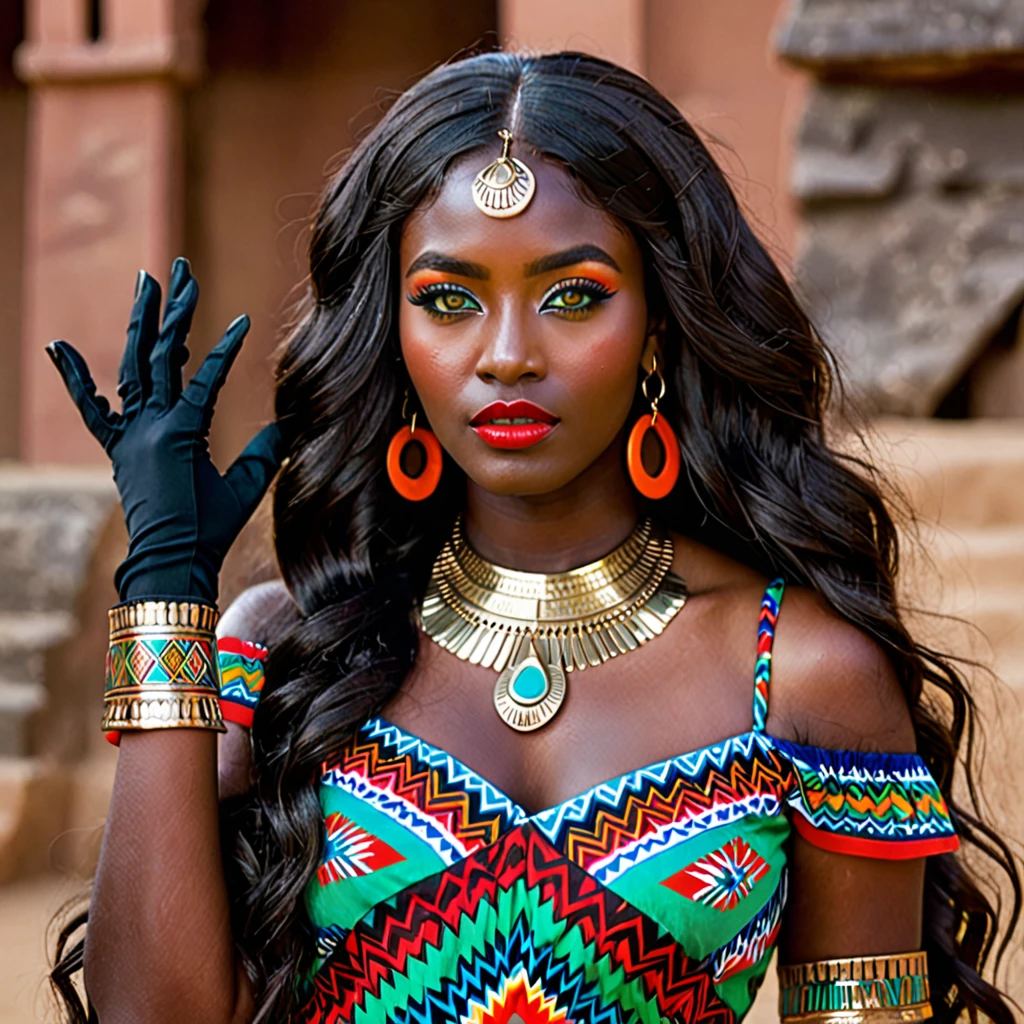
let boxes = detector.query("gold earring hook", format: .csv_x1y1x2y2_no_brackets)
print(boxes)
401,389,418,435
641,352,666,425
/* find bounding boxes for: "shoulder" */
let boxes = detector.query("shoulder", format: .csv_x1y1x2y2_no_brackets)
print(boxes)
665,531,914,755
217,579,300,648
767,582,916,753
216,581,298,802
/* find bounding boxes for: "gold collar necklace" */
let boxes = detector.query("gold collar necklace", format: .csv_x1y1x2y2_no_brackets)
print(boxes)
419,517,688,732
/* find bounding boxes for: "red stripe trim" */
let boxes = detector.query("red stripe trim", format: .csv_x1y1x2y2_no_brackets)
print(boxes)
220,700,255,728
793,813,960,860
217,636,267,660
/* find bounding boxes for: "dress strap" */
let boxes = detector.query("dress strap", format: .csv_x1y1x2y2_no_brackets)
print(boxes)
753,578,785,733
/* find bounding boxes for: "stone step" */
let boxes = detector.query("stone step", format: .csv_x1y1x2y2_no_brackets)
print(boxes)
0,757,66,883
0,683,46,758
904,582,1024,677
911,525,1024,590
0,465,116,613
872,418,1024,528
0,612,75,685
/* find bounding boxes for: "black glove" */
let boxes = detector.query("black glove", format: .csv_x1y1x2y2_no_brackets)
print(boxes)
46,258,283,605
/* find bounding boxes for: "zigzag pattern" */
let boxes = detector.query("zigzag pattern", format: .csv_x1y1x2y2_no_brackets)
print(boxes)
301,824,736,1024
216,638,266,712
587,793,781,887
537,732,790,869
384,919,606,1024
752,578,784,733
341,719,525,849
290,576,958,1021
775,738,957,842
321,766,470,865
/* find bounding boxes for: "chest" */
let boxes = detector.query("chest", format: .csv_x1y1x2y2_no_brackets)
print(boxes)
301,716,793,1018
384,601,758,815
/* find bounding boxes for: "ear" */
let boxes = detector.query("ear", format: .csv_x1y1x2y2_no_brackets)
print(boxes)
640,331,662,375
640,310,667,373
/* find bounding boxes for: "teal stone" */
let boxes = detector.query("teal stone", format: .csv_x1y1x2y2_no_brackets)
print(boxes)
510,662,547,702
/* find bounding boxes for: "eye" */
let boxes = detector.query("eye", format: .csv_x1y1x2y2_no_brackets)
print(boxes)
539,277,617,320
407,282,483,322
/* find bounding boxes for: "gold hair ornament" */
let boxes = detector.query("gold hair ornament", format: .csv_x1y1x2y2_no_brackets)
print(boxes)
472,129,536,219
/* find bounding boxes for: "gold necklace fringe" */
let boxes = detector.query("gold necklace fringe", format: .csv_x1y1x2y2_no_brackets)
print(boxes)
419,517,688,731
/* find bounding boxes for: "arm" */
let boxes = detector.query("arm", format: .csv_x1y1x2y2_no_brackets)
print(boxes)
217,581,297,800
767,587,936,994
89,730,254,1024
48,260,282,1024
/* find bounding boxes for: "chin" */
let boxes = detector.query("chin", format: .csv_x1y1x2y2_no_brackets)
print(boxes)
465,459,592,499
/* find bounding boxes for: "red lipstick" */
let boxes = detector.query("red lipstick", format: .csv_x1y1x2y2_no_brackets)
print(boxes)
470,399,559,450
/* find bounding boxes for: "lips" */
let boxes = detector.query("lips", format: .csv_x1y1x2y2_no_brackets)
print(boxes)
470,399,559,450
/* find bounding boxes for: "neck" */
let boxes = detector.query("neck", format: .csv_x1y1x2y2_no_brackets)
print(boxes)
462,438,639,572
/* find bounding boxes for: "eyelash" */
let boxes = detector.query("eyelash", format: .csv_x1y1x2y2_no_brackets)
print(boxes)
539,277,617,319
406,276,618,323
406,282,483,322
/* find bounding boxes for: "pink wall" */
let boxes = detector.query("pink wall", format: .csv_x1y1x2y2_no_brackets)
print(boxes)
11,0,805,464
646,0,805,270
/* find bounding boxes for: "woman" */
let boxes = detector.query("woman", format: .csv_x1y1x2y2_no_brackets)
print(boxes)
47,51,1019,1024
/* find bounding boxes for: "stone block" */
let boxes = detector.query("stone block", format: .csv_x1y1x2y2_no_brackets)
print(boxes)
792,85,1024,414
0,683,46,758
0,758,68,882
0,612,74,684
0,467,116,612
778,0,1024,77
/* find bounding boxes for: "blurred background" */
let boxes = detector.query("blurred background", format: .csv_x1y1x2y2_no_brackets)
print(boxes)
1,0,1023,1020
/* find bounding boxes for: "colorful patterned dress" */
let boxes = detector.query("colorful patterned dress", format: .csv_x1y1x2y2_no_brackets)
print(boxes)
225,580,959,1023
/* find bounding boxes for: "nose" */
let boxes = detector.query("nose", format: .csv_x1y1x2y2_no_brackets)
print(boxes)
475,300,546,386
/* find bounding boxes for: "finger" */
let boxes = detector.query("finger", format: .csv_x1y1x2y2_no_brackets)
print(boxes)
117,271,162,416
181,314,250,415
149,258,198,410
46,341,121,451
223,422,285,518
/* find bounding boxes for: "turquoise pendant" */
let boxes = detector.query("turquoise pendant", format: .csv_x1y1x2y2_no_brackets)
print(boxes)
493,640,566,732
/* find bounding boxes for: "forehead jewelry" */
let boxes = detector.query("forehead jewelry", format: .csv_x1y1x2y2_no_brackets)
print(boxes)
472,129,536,218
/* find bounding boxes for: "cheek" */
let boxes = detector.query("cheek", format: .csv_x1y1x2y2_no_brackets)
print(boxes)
554,303,647,420
398,304,467,408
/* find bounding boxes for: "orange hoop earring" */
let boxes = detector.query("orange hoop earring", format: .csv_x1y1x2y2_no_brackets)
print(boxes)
387,392,443,501
627,353,680,500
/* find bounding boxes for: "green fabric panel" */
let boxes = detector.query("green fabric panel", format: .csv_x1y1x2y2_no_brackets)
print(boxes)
352,879,666,1024
714,948,775,1017
606,813,788,960
305,784,447,934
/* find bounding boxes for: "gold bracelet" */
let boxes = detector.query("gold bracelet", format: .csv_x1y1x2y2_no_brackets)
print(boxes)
780,951,932,1024
103,600,226,734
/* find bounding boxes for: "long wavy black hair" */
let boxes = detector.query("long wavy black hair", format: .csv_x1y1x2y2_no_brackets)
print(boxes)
52,50,1021,1023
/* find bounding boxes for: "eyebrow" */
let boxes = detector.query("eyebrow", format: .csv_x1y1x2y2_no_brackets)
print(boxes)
405,252,490,280
405,243,622,282
524,244,621,278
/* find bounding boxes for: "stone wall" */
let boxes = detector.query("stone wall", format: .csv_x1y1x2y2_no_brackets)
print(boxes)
777,0,1024,414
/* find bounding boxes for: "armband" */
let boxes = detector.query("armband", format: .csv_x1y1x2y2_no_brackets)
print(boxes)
102,600,226,745
216,636,267,727
780,951,932,1023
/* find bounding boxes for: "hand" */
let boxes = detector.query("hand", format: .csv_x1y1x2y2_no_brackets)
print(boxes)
46,258,284,604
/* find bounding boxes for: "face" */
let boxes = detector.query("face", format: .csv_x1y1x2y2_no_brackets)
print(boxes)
398,151,654,498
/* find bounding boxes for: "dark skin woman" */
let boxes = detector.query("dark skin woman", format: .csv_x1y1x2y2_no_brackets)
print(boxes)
47,51,1018,1024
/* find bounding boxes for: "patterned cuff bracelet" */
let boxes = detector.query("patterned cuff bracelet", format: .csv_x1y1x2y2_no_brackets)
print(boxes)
103,600,226,738
780,951,932,1024
216,636,267,727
